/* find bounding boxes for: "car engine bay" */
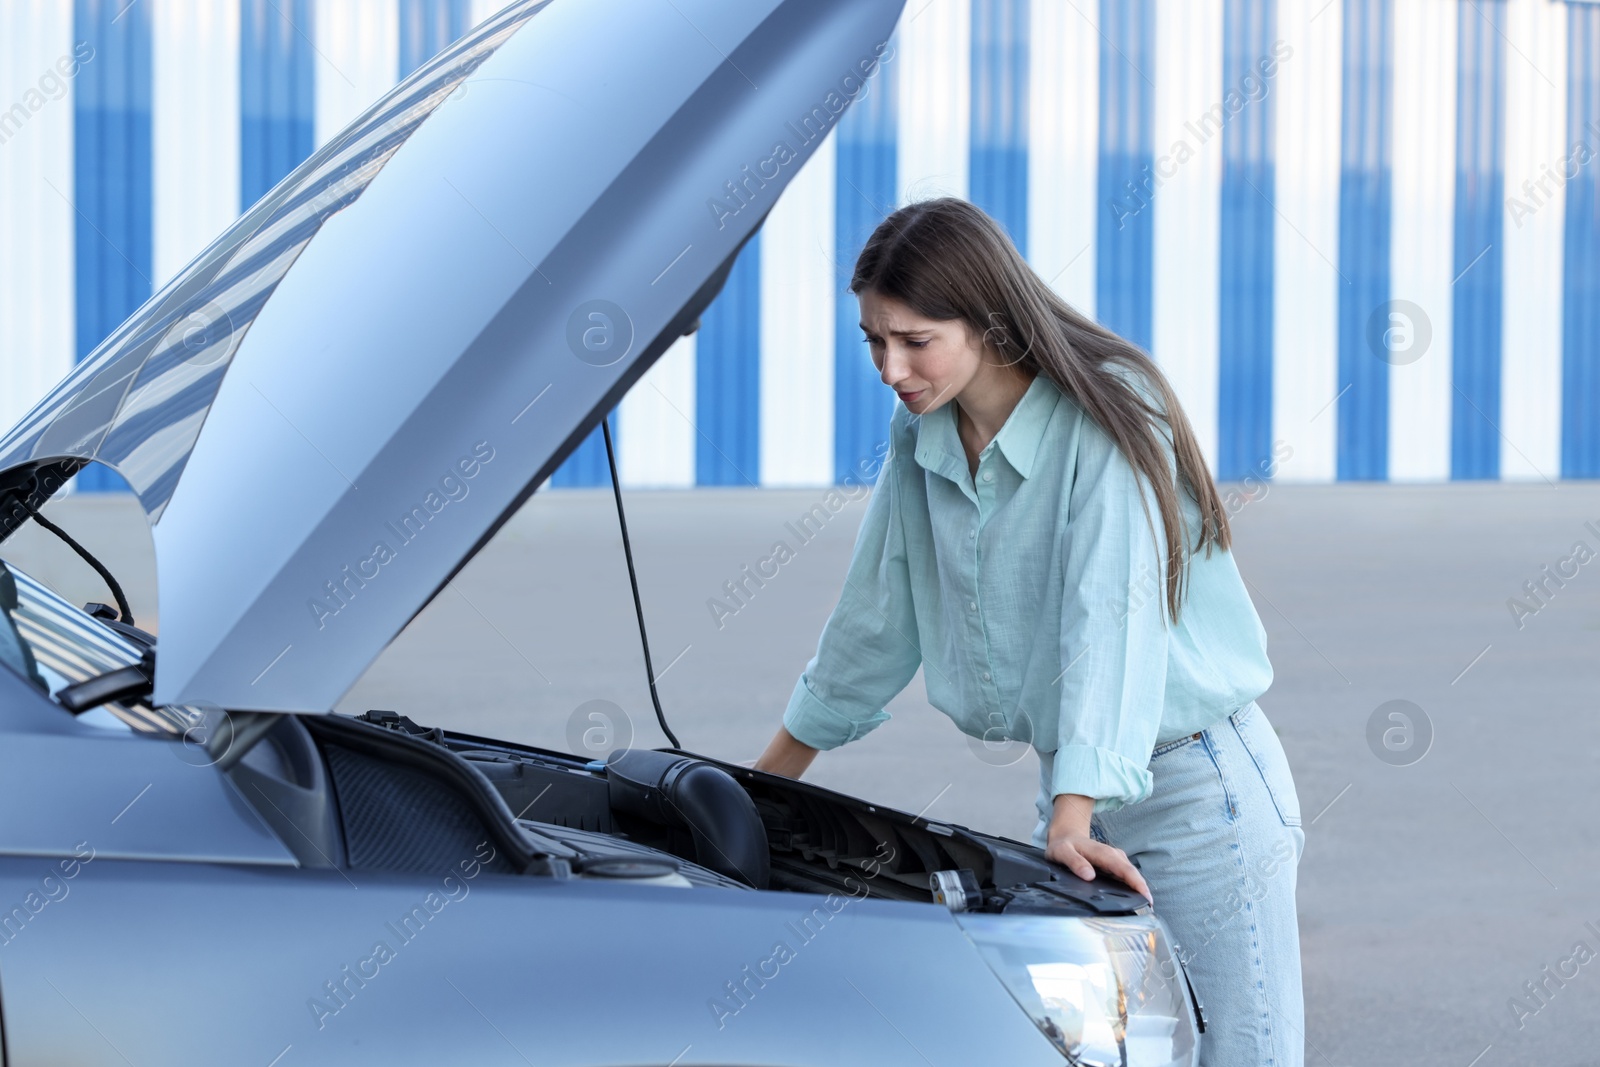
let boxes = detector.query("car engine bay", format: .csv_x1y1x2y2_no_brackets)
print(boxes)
228,708,1153,920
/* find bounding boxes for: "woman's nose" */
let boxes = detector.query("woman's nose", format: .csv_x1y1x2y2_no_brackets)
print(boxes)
879,345,908,386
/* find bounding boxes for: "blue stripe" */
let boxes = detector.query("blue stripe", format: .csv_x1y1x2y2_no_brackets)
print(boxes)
549,423,611,487
969,0,1028,257
1451,4,1506,480
1217,0,1278,481
1335,0,1391,481
73,0,151,493
41,0,1600,491
400,0,475,78
1564,4,1600,478
1096,0,1155,353
834,27,898,487
692,235,761,486
240,0,315,209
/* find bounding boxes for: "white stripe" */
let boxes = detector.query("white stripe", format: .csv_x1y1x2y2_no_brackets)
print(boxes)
618,335,696,487
314,0,400,148
1387,0,1456,481
0,0,77,438
470,0,505,30
896,0,970,204
1500,0,1566,481
1151,0,1223,474
1271,0,1341,483
152,0,240,285
759,130,836,486
1028,0,1097,317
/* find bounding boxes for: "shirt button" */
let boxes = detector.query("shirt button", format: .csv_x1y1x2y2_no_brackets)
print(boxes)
968,600,978,612
982,470,994,482
968,528,976,539
982,671,992,682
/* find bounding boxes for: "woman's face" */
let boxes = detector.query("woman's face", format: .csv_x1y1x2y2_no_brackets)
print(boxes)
858,289,988,417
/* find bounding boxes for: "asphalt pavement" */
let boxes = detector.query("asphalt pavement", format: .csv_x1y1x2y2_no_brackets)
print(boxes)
8,481,1599,1066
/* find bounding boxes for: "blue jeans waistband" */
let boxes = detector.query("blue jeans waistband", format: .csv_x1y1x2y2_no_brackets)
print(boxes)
1149,699,1257,758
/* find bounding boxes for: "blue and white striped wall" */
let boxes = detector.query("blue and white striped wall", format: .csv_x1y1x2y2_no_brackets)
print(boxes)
1,0,1597,488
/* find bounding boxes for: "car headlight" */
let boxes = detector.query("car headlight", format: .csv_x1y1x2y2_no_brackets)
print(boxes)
954,911,1199,1066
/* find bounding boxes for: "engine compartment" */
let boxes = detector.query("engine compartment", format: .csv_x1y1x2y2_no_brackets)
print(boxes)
228,709,1150,918
429,716,1149,917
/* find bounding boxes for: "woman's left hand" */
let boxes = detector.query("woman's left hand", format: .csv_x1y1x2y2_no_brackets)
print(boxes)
1045,794,1152,902
1046,830,1152,902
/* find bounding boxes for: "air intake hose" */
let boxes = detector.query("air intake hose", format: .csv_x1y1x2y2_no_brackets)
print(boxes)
604,748,769,889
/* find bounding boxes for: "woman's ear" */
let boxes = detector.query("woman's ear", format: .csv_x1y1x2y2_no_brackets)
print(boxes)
980,311,1010,353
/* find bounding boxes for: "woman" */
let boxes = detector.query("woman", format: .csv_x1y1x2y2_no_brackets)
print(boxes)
752,197,1306,1066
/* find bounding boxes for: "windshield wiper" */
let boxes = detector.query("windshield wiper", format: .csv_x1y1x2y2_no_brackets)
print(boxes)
57,665,151,714
56,649,154,714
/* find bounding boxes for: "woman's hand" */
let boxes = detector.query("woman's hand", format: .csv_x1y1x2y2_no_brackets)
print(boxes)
1046,794,1152,903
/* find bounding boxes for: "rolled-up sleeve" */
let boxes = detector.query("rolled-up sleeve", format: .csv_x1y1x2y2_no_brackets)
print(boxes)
781,429,922,751
1051,398,1177,812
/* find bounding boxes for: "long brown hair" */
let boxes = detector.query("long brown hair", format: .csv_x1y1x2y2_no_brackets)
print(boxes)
850,196,1230,625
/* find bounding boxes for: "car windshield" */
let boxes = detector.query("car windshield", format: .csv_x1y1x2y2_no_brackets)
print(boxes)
0,557,187,734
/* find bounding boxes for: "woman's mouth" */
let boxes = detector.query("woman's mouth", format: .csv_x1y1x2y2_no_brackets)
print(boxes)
897,389,924,403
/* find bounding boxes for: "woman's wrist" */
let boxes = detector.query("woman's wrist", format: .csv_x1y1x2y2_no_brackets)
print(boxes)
1048,793,1095,838
753,726,819,779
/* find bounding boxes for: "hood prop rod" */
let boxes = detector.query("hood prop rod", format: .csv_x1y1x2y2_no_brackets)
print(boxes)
600,413,680,749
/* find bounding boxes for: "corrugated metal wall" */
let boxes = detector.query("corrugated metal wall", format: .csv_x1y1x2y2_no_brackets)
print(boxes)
1,0,1596,488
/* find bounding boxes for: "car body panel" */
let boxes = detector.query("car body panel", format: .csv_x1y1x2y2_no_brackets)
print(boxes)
0,0,902,716
0,858,1066,1066
0,666,297,867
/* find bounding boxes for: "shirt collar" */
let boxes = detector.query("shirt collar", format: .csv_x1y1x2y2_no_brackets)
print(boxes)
911,372,1061,483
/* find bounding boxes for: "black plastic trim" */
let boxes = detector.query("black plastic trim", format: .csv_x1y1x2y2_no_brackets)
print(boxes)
304,713,557,875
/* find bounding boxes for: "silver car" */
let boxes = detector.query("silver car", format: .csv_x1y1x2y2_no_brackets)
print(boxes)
0,1,1202,1063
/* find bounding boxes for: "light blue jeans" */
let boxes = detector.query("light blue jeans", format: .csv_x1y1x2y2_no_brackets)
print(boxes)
1033,700,1307,1067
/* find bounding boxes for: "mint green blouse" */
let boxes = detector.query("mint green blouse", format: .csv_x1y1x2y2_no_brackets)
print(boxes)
781,370,1273,813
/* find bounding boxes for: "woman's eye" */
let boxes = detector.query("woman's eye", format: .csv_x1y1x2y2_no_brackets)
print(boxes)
860,336,927,348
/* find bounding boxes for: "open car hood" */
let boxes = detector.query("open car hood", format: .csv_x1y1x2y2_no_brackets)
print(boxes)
0,0,903,713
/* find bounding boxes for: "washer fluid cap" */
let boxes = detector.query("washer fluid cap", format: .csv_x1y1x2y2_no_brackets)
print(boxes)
576,858,693,886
